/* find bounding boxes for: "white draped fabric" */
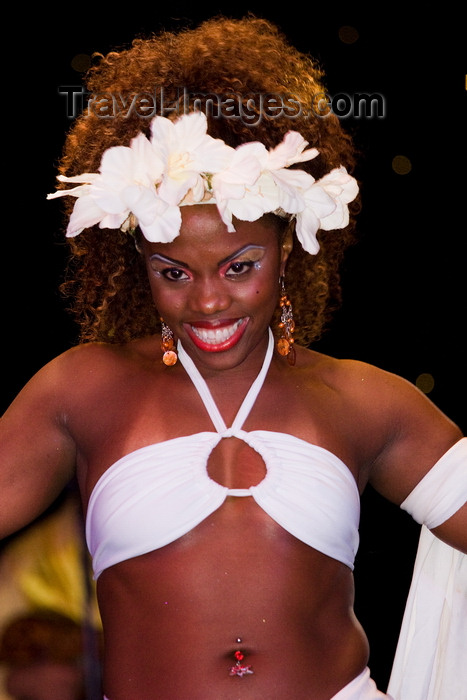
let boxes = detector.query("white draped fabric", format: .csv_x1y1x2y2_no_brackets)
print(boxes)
388,527,467,699
388,438,467,699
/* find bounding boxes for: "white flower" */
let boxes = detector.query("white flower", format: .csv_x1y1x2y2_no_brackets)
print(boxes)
266,130,319,170
211,142,274,230
150,112,233,207
47,174,102,235
294,189,336,255
211,131,319,231
294,167,359,254
48,131,168,239
315,166,359,230
47,113,359,254
264,132,319,217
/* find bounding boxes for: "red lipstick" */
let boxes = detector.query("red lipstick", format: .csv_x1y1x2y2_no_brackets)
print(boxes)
185,318,249,352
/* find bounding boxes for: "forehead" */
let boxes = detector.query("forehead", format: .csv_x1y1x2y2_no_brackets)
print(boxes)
143,204,282,261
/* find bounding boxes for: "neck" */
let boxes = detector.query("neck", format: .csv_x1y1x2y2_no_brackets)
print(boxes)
177,328,274,384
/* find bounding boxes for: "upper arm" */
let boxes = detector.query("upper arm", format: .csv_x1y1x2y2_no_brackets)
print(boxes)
329,358,462,501
361,366,465,551
0,358,77,539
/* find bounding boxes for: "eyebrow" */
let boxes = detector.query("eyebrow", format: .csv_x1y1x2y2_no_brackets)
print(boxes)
149,244,266,269
149,252,189,268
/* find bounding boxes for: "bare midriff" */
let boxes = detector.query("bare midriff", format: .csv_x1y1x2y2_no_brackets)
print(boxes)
97,498,369,700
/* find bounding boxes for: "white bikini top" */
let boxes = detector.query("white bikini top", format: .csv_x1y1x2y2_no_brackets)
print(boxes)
86,330,361,579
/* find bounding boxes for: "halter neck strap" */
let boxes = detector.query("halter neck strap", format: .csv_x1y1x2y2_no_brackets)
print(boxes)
177,328,275,436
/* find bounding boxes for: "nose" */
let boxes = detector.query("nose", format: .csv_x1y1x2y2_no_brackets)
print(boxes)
189,276,231,316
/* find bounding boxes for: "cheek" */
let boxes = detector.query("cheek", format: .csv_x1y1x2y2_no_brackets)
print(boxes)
249,277,280,311
151,291,185,317
146,277,177,314
146,276,162,308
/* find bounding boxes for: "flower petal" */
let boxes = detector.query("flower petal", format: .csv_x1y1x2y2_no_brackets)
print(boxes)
47,113,358,252
317,167,359,203
294,209,321,255
65,196,111,237
210,143,264,204
315,167,359,230
139,203,182,243
271,168,315,213
267,131,319,169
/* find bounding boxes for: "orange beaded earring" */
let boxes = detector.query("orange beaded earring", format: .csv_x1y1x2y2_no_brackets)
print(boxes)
161,319,178,366
277,277,296,366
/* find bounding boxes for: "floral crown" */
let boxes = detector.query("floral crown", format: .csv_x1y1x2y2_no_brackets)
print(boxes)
48,111,358,255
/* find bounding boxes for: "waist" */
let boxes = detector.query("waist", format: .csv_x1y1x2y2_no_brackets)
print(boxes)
101,635,370,700
98,566,369,699
103,668,391,700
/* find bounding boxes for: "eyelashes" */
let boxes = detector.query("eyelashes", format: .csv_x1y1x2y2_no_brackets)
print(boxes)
151,256,264,282
223,259,262,278
160,268,190,281
220,246,266,279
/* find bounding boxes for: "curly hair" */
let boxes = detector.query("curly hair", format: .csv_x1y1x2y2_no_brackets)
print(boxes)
57,16,359,345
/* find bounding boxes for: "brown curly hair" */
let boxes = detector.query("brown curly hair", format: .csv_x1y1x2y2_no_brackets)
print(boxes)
56,16,359,345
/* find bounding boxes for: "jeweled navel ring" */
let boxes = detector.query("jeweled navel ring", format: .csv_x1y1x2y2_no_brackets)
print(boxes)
229,639,254,677
277,277,296,366
160,319,178,366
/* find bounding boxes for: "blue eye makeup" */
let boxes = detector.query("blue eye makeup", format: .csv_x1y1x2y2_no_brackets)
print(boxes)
220,245,266,279
149,254,192,282
148,244,266,282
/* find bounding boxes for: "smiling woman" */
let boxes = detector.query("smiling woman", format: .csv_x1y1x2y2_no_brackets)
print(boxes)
138,205,291,367
1,14,466,700
50,17,360,349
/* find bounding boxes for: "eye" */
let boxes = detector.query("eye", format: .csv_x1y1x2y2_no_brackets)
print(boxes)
225,260,258,277
161,267,190,281
149,260,191,281
222,247,265,279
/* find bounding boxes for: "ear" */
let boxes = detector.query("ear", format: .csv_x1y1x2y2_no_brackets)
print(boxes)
279,221,294,276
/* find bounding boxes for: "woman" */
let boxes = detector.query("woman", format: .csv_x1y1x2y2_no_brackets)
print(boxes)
1,17,465,700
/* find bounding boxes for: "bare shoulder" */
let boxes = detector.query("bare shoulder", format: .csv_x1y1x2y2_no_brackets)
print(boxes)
2,334,163,467
292,345,429,440
0,335,163,538
53,334,159,370
293,344,462,502
296,344,451,422
27,334,162,396
293,343,408,396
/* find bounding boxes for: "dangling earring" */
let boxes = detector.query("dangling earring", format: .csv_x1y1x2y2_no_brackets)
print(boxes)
277,277,296,366
160,319,178,366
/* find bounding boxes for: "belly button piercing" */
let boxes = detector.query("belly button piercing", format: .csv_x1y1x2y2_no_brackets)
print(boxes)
229,639,254,677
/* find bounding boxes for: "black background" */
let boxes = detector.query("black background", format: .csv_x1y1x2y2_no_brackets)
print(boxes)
2,4,465,690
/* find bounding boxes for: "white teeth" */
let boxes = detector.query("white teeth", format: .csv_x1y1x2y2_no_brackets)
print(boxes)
191,320,242,344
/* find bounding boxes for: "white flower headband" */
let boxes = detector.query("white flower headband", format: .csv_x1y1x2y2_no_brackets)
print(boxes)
48,111,358,255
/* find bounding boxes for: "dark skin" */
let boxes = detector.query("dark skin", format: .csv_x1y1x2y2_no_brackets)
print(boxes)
1,206,464,699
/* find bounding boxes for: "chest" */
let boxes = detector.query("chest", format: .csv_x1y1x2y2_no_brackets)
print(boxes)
71,350,371,504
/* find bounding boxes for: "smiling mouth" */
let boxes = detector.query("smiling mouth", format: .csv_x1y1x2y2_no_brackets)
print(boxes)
187,318,248,352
